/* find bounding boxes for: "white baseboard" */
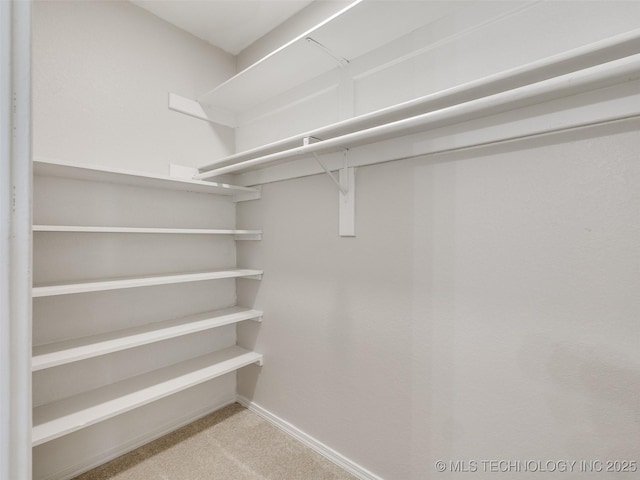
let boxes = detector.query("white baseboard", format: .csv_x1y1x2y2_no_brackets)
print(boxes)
236,395,384,480
44,394,237,480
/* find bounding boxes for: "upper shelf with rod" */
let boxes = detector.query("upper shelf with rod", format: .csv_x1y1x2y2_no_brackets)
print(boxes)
173,0,467,125
195,28,640,179
191,29,640,239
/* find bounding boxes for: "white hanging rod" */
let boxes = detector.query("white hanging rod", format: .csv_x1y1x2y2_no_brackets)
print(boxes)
196,28,640,176
195,52,640,179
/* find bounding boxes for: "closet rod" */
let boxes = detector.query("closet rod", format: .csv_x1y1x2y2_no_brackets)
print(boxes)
196,28,640,175
196,53,640,179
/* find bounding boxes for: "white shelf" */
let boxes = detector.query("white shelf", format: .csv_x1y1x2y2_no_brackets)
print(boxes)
32,269,263,298
197,21,640,178
33,225,262,239
197,53,640,178
32,307,263,371
198,0,463,114
32,346,263,446
33,157,260,199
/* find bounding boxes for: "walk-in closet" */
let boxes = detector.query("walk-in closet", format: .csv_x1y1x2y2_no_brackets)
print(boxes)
1,1,639,479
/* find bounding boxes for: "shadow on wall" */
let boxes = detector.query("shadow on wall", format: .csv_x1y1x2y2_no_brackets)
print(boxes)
518,335,640,451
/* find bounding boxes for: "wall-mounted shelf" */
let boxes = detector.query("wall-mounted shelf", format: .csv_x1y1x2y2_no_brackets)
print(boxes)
197,29,640,178
197,0,464,115
34,157,260,200
198,56,640,179
33,225,262,239
32,269,263,298
193,30,640,239
32,307,263,371
32,147,265,472
32,346,263,446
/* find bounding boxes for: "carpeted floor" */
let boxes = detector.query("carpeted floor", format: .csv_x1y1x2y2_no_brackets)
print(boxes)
73,403,358,480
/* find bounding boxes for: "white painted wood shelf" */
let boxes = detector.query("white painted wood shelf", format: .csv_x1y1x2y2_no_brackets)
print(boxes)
32,307,263,371
32,148,265,462
197,0,463,114
34,157,260,200
32,346,263,446
32,269,263,298
33,225,262,239
197,28,640,178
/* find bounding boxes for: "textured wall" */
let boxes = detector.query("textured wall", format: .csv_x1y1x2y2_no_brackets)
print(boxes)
33,0,235,174
235,2,640,479
237,124,640,480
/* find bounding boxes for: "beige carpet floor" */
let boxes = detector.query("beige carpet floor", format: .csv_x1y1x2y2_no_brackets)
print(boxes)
73,403,358,480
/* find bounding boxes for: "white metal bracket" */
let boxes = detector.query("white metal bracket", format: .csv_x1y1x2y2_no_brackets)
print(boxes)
307,145,355,237
305,37,349,68
312,152,347,195
339,163,355,237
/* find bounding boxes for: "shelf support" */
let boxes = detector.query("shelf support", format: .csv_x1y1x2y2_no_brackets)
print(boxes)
168,93,237,128
308,144,355,237
305,37,349,67
312,152,347,195
170,163,261,202
339,160,355,237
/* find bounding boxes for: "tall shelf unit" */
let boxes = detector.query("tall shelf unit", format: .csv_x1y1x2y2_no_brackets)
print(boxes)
32,158,264,452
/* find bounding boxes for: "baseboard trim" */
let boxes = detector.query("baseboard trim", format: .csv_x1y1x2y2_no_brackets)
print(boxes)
236,395,384,480
41,394,384,480
43,394,238,480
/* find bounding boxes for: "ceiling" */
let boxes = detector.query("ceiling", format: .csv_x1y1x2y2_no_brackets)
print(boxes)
131,0,315,56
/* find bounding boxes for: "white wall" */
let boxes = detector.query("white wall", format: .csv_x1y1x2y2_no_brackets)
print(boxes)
33,0,235,174
235,2,640,479
238,125,640,480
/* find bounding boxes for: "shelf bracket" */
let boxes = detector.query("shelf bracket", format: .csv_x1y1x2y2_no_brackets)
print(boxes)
312,152,347,195
170,163,261,202
242,273,263,281
168,93,237,128
308,145,355,237
231,186,262,203
305,37,349,68
338,159,355,237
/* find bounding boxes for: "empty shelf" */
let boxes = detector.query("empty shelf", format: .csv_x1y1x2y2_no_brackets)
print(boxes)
198,0,463,114
33,225,262,239
33,157,259,199
32,346,263,446
32,307,263,371
32,269,263,297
